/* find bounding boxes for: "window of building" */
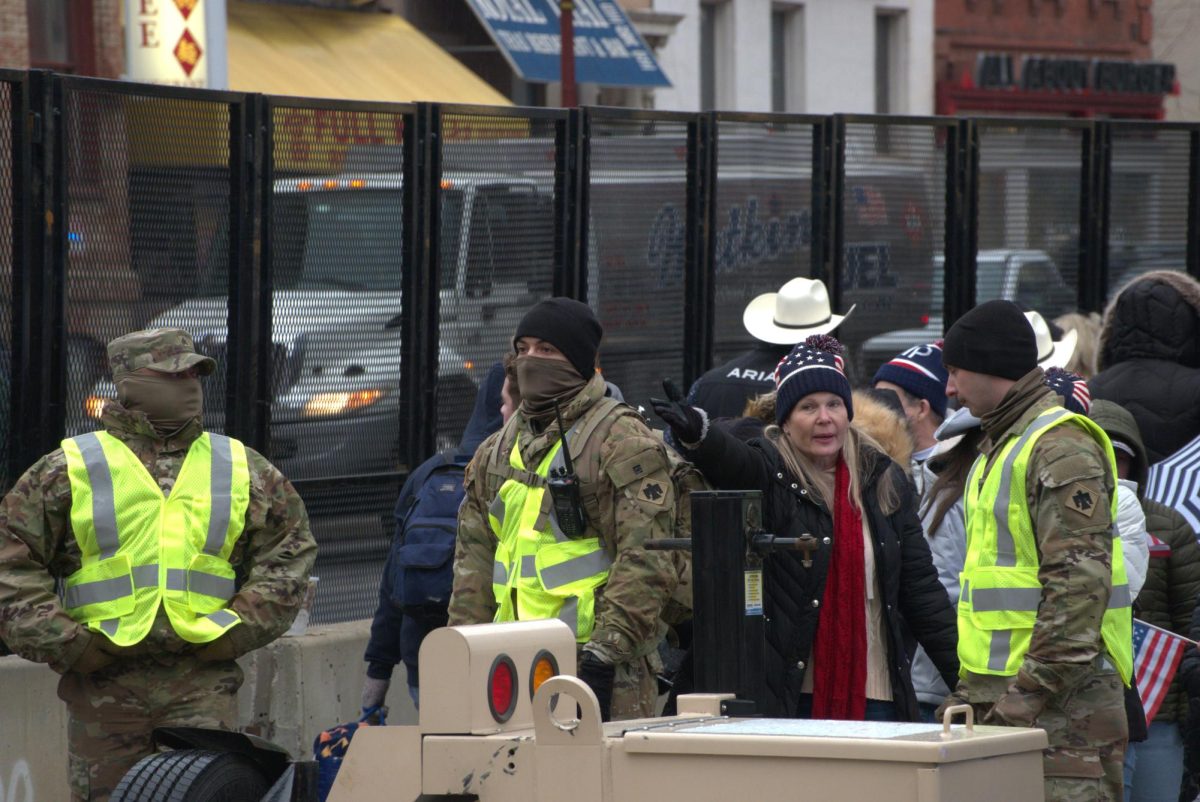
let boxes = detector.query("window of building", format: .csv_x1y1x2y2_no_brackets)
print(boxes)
27,0,95,74
874,10,907,114
771,5,804,112
700,3,718,111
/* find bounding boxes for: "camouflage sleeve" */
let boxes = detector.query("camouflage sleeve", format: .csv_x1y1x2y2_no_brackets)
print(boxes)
224,450,318,656
993,428,1115,725
0,452,95,671
587,421,678,665
447,436,500,626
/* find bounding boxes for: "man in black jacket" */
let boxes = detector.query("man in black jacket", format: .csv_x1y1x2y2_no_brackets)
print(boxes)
687,278,853,420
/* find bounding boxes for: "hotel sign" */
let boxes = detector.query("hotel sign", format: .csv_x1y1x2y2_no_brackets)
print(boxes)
125,0,209,88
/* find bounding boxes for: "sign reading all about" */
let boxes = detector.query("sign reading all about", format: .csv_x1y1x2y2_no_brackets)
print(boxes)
126,0,209,88
463,0,670,87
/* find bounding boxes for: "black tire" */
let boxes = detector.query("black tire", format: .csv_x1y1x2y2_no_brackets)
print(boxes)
111,749,270,802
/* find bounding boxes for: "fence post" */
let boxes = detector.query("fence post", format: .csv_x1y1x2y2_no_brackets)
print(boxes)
1189,129,1200,281
41,72,68,455
7,70,58,479
400,103,440,467
944,119,978,329
683,112,715,386
556,108,586,301
1078,121,1109,313
815,116,845,310
227,93,269,450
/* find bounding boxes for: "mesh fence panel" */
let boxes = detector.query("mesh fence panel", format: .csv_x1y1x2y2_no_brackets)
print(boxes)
839,122,948,381
0,81,12,492
63,87,233,439
976,124,1082,320
438,112,557,446
1107,126,1191,303
712,118,814,365
268,101,410,625
0,82,11,494
587,115,689,411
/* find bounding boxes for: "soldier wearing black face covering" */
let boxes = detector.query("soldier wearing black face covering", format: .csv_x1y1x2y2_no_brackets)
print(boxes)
0,328,316,801
449,298,684,722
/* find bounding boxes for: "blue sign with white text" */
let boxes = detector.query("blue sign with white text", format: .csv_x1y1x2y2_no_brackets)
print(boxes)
463,0,671,87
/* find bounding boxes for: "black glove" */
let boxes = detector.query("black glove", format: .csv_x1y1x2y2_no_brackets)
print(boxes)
577,651,616,722
649,379,705,445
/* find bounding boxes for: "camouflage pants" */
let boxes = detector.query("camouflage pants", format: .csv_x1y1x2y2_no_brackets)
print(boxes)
952,665,1127,802
56,656,242,802
610,651,663,721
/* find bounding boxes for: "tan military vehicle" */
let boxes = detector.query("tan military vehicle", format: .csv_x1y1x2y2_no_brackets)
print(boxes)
329,619,1048,802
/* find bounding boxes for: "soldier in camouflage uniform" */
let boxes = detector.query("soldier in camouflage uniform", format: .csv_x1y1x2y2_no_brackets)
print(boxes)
449,298,680,721
0,329,317,801
937,301,1129,802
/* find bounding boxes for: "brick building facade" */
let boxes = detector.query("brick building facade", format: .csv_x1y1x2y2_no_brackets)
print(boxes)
0,0,124,78
936,0,1172,119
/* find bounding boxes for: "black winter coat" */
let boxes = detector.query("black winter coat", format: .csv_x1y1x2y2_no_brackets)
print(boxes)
687,343,792,420
1090,270,1200,463
688,425,960,720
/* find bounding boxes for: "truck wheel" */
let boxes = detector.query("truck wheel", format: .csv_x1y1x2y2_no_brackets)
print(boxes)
111,750,270,802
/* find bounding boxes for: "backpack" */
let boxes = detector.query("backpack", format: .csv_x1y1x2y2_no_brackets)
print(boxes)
389,454,468,610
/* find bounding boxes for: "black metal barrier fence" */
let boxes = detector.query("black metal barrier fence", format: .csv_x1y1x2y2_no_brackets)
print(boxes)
3,69,1200,622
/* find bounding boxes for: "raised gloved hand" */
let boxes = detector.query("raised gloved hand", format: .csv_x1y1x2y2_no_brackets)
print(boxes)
578,651,617,722
649,379,706,446
361,676,391,714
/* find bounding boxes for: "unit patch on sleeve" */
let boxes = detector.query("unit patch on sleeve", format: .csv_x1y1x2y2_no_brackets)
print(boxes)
1064,483,1097,518
638,478,668,506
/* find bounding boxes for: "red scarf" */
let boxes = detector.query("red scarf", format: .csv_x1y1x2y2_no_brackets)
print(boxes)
810,456,867,720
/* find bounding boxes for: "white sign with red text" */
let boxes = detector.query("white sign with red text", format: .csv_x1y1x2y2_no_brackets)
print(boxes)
125,0,208,87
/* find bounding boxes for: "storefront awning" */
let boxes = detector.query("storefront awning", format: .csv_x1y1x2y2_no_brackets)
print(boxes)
227,1,512,105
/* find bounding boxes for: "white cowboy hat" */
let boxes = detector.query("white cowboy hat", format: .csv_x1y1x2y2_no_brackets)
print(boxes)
742,278,855,345
1024,310,1078,369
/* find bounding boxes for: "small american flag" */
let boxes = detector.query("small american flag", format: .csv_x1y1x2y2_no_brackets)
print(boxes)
1133,619,1191,724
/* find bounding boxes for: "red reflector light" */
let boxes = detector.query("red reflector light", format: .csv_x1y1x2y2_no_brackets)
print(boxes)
920,314,930,325
488,655,518,723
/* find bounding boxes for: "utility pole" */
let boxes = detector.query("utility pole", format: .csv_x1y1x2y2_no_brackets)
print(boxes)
560,1,577,107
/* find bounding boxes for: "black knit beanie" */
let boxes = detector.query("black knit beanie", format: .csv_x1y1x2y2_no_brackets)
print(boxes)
513,297,603,380
942,300,1037,380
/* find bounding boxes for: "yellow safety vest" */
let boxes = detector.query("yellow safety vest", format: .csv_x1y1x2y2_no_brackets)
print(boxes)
61,430,251,646
959,407,1133,685
489,435,612,643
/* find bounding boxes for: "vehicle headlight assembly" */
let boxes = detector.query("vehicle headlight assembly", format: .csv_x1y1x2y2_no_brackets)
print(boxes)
302,389,385,418
84,395,111,420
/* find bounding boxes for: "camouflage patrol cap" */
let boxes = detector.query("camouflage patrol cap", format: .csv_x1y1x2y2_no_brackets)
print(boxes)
108,328,217,381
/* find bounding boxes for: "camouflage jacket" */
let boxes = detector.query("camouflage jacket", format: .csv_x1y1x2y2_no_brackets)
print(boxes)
0,404,317,672
448,373,679,665
959,369,1118,722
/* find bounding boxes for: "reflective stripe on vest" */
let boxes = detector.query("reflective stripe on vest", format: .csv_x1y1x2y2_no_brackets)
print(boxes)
61,431,251,646
960,406,1133,684
489,430,611,643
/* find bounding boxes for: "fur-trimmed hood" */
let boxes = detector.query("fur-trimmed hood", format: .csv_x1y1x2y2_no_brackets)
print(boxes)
851,389,914,470
1100,270,1200,370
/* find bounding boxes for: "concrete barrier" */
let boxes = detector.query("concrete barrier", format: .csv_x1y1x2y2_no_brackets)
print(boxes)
0,620,415,801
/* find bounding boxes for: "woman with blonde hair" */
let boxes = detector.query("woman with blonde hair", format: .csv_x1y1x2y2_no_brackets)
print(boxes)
651,335,958,721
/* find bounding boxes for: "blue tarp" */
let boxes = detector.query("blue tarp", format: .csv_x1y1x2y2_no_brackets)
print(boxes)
463,0,671,88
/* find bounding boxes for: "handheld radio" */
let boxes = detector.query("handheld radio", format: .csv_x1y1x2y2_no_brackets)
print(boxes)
547,401,588,538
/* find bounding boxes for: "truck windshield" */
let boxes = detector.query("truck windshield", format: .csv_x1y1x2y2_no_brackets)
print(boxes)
286,191,404,291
